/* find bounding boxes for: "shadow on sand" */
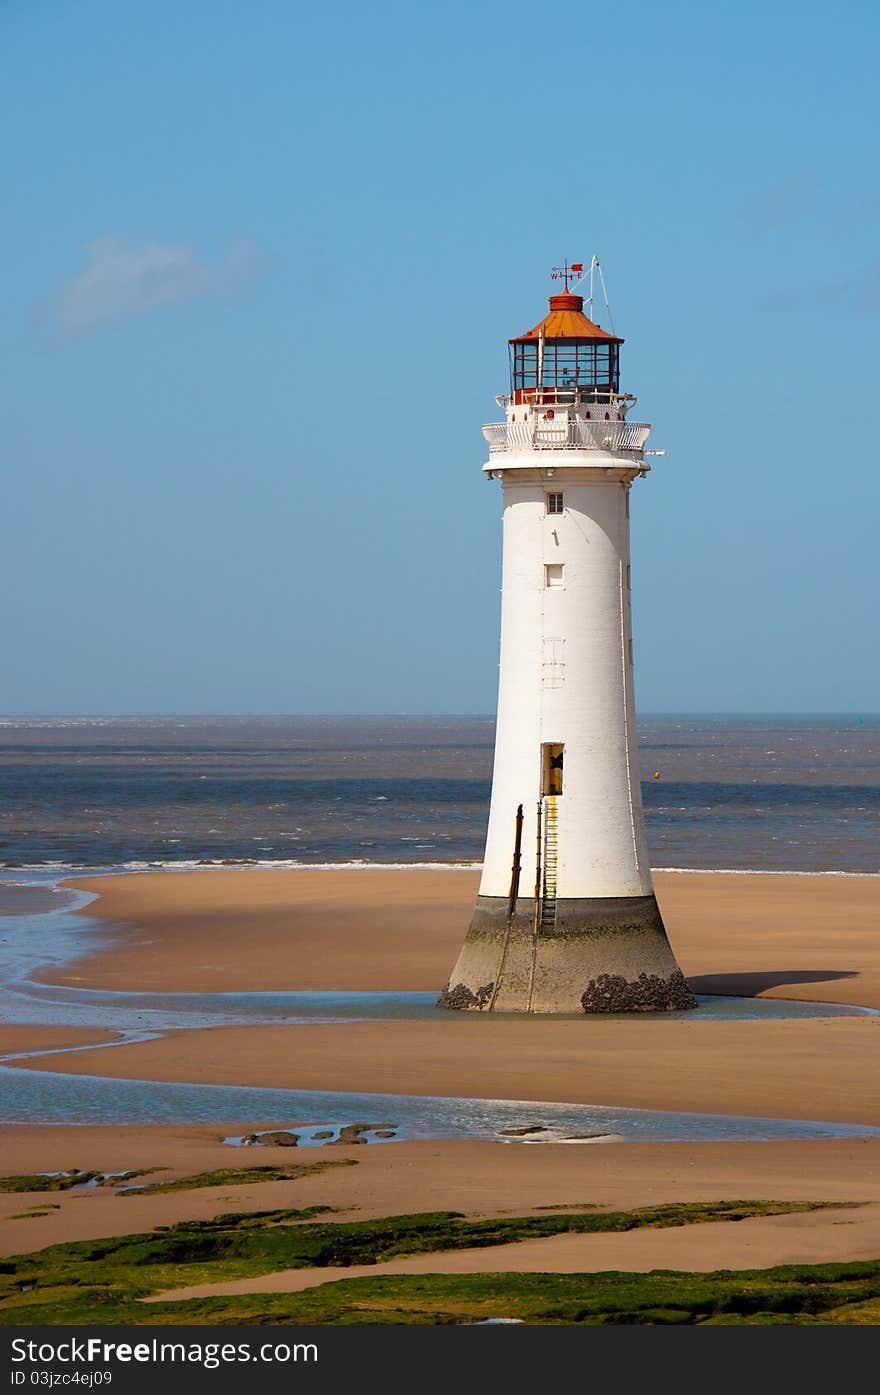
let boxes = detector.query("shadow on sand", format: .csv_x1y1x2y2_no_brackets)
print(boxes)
688,969,859,998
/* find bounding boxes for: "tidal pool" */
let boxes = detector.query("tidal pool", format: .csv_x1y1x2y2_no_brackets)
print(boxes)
1,1067,879,1143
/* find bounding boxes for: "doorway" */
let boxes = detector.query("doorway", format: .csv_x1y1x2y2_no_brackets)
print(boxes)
542,743,564,796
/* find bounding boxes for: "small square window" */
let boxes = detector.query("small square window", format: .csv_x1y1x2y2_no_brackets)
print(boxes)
545,563,564,588
546,492,564,515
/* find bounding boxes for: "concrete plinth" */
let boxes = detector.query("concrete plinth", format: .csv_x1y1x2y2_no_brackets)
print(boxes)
437,895,695,1014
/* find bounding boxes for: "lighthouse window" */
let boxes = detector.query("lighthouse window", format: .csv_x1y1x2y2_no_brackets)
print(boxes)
544,563,564,588
511,341,538,392
512,339,619,402
546,492,564,515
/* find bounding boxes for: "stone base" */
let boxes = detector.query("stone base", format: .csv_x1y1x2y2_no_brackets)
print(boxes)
437,894,696,1014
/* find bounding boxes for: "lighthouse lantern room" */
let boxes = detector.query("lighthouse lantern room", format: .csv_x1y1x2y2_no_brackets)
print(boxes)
439,261,695,1015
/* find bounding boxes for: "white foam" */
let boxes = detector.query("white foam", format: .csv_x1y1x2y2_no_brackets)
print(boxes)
4,860,877,878
653,867,880,878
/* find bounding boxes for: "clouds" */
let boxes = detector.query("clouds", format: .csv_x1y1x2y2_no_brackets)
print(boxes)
49,236,266,337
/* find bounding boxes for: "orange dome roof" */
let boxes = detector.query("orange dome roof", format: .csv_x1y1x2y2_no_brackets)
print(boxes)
511,292,623,344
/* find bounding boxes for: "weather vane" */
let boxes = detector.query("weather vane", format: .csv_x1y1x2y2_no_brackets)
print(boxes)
550,259,584,292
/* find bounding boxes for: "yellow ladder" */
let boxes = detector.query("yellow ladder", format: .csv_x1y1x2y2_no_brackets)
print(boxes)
541,795,558,929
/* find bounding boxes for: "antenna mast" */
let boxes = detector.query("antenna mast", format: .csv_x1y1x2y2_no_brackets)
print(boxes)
586,254,616,335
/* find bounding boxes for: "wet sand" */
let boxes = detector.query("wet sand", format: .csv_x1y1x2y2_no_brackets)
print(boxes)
4,866,880,1279
51,868,483,992
0,1026,118,1055
15,866,878,1127
15,1014,880,1126
2,1127,879,1265
47,868,880,1007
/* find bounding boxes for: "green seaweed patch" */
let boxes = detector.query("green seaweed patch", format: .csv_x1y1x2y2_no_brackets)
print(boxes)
0,1198,852,1326
123,1158,357,1195
0,1169,164,1194
534,1202,596,1211
96,1170,167,1188
92,1258,880,1327
1,1172,100,1194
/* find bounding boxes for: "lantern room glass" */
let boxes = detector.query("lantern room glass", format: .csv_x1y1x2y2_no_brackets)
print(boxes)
510,340,620,404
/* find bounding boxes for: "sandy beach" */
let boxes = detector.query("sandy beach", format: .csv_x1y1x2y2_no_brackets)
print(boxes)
17,1014,879,1125
2,1126,880,1274
3,866,880,1289
0,1026,118,1055
21,866,877,1128
47,867,880,1006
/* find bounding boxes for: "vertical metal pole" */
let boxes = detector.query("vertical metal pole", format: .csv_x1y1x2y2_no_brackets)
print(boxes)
507,803,524,918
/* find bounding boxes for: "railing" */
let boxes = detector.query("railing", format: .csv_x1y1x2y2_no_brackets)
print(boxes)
513,388,619,407
482,419,651,454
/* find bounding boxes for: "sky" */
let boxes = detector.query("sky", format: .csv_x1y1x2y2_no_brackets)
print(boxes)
2,0,878,715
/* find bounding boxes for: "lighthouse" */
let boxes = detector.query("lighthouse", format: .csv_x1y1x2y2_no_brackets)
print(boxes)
439,261,695,1014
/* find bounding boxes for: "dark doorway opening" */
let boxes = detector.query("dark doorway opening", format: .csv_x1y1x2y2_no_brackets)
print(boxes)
542,743,564,796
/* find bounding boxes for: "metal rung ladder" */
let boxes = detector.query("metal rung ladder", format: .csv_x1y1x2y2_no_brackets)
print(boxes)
541,795,559,929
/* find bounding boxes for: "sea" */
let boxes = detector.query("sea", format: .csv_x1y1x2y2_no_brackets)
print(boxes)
0,714,878,875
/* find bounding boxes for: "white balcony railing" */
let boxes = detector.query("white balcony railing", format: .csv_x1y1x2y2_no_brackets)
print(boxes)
482,419,651,454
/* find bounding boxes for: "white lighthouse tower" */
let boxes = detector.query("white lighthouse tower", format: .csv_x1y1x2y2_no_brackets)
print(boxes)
439,261,694,1014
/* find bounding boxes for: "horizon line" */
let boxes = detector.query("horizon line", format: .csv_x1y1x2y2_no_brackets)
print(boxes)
1,711,878,722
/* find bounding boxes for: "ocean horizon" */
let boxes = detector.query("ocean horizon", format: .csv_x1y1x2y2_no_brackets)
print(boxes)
0,713,877,875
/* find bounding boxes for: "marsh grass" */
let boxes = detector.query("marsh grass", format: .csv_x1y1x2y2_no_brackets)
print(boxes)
0,1198,861,1325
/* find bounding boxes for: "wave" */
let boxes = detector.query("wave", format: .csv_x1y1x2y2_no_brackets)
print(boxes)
653,866,880,877
1,859,484,876
4,860,878,880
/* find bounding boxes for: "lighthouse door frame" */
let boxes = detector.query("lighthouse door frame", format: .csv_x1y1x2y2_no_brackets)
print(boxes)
541,742,564,797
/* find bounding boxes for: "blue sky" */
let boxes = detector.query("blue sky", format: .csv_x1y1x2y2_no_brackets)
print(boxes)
2,0,878,714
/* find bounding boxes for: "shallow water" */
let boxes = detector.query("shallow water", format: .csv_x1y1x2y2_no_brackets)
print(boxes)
2,983,873,1040
1,1068,878,1143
